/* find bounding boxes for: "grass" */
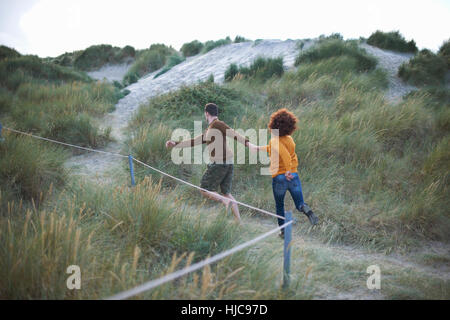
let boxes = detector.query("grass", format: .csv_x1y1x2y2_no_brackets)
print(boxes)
201,37,232,54
0,55,91,91
0,51,123,148
438,39,450,69
49,44,135,71
0,177,310,299
5,81,115,148
73,44,135,71
123,44,175,86
398,49,447,86
0,133,68,203
0,45,21,60
153,53,185,79
225,57,284,83
180,40,204,57
295,38,377,72
367,30,418,53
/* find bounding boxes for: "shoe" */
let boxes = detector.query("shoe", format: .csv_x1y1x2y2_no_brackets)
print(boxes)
301,204,319,225
279,230,285,238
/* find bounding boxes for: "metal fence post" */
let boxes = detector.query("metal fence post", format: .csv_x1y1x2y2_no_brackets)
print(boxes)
128,155,136,186
283,210,293,289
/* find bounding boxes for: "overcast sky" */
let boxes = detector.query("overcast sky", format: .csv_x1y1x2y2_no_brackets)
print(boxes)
1,0,449,57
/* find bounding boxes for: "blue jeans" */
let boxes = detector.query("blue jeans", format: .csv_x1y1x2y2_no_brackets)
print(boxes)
272,173,306,227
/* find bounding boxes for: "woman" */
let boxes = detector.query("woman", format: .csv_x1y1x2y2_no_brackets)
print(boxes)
249,108,318,236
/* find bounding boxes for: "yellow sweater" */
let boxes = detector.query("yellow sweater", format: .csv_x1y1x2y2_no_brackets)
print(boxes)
262,135,298,178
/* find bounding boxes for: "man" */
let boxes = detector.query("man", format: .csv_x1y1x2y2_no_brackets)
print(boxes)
165,103,249,222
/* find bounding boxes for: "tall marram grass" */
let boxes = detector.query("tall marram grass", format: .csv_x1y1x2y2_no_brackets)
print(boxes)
0,133,68,203
295,38,377,72
123,44,175,86
0,177,309,299
225,56,284,83
0,55,91,91
7,81,115,147
367,30,418,53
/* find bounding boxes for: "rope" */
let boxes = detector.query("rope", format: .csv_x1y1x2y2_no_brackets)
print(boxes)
3,127,128,158
133,157,285,220
106,220,293,300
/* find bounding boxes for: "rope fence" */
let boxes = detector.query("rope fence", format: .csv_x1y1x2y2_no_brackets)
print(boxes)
1,125,296,299
106,219,293,300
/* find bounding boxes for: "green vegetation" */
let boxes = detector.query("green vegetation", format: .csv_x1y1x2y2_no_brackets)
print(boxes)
398,49,447,86
153,53,186,79
367,30,418,53
0,47,122,149
225,57,284,82
0,45,21,60
0,55,91,91
180,37,237,57
123,44,175,86
0,176,310,299
8,81,116,147
295,38,377,72
234,35,250,43
180,40,204,57
438,39,450,68
50,44,135,71
202,37,232,53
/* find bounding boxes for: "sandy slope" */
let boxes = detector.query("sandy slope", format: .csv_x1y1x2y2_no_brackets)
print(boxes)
87,61,133,82
360,43,417,102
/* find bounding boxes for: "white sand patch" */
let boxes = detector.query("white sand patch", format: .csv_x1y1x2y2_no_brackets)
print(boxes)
87,62,133,82
360,43,417,103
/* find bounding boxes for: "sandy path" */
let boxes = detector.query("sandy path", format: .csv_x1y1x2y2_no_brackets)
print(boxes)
360,43,416,102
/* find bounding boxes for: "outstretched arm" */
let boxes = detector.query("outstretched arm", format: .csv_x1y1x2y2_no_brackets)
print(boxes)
166,133,205,149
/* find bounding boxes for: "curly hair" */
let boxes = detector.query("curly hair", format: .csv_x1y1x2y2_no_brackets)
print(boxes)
268,108,298,136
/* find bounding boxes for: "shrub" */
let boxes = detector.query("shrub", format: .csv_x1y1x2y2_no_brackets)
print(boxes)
8,81,116,147
0,87,14,113
180,40,204,57
224,63,239,82
0,56,91,91
153,53,186,79
295,38,377,72
438,39,450,69
73,44,116,70
0,134,67,202
318,33,343,42
0,45,20,60
225,57,284,82
202,37,232,53
398,49,447,86
132,82,244,127
234,35,249,43
367,30,418,53
123,44,175,85
120,45,136,58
